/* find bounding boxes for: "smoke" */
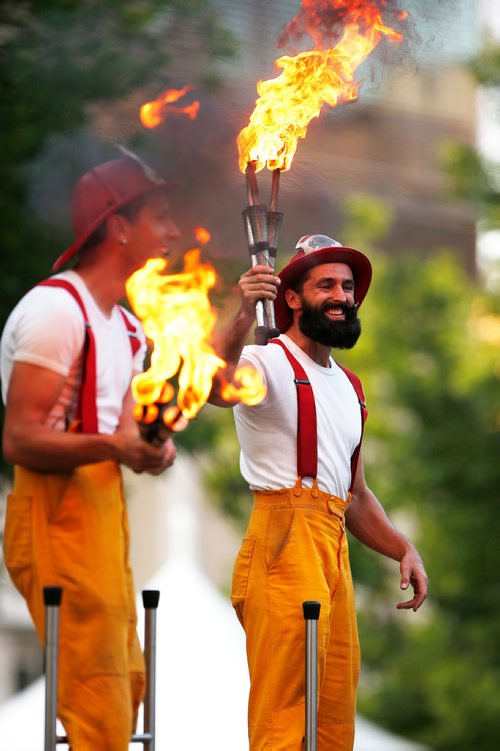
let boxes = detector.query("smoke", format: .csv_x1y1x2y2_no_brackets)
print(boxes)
25,91,251,273
278,0,410,51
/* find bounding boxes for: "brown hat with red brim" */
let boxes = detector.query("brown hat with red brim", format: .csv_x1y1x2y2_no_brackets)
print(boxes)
275,234,372,333
52,149,178,272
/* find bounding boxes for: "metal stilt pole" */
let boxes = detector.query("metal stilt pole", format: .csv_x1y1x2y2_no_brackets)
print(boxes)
303,601,321,751
44,586,63,751
131,589,160,749
43,587,159,748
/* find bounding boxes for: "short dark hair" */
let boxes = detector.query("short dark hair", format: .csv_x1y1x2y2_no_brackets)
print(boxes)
78,192,152,255
289,267,311,295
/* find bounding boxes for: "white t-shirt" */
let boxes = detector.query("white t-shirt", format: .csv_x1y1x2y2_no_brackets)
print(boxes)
233,335,362,498
0,270,146,434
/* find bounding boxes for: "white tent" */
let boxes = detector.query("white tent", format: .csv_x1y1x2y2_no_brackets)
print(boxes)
0,456,428,750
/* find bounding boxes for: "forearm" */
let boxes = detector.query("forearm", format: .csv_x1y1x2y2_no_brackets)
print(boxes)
3,423,119,472
348,451,428,610
214,307,255,369
346,486,411,562
209,308,255,406
209,264,280,407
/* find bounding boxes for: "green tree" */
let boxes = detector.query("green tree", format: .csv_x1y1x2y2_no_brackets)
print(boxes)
339,229,499,750
0,0,235,319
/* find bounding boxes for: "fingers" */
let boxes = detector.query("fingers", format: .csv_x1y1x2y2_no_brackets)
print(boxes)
238,265,280,309
115,431,176,474
396,591,426,611
397,558,429,612
143,437,176,475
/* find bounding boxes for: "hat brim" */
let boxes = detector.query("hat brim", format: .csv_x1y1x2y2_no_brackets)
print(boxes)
275,245,372,333
51,181,179,272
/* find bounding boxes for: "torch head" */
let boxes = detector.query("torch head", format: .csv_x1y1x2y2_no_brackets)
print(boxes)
275,234,372,333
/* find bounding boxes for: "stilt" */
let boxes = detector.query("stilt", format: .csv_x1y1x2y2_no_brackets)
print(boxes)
303,601,321,751
43,587,160,748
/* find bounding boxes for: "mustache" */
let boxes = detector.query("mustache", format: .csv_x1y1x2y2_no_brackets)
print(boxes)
321,301,359,316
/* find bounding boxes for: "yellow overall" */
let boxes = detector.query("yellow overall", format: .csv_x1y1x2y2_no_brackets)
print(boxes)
232,479,360,751
3,461,145,751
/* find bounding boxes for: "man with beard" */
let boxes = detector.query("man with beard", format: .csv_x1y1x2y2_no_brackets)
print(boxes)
211,234,428,751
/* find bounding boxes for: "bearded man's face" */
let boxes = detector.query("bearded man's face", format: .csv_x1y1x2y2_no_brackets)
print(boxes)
298,297,361,349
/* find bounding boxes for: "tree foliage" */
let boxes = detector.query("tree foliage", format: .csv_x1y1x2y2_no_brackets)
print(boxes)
0,0,234,318
440,39,500,232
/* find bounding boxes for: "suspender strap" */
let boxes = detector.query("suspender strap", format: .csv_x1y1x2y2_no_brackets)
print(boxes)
336,363,368,494
269,339,368,493
269,339,318,479
37,280,142,433
118,308,142,357
38,279,98,433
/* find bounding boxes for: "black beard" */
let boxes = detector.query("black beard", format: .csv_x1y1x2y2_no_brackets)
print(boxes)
298,298,361,349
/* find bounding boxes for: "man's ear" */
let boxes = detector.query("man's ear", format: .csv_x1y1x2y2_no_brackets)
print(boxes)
107,213,129,244
285,287,302,311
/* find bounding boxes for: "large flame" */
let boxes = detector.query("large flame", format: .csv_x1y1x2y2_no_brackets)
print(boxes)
126,232,266,427
140,85,200,129
238,0,406,172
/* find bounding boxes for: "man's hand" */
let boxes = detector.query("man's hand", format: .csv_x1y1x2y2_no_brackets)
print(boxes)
238,264,280,319
397,547,429,612
113,431,176,475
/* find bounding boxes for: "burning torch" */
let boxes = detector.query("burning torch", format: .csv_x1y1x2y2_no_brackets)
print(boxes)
126,230,267,443
132,388,187,446
237,0,406,345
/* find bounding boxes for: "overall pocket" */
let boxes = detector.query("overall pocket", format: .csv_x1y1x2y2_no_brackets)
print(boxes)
3,494,33,589
231,537,256,625
264,507,296,571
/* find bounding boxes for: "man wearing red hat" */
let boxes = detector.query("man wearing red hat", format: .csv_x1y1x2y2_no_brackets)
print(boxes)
213,235,428,751
1,152,179,750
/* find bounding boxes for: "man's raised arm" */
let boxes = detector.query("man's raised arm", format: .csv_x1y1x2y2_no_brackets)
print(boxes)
209,264,280,406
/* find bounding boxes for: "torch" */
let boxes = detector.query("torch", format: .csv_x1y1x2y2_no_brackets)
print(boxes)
126,233,267,443
133,398,187,446
242,163,283,345
238,0,406,343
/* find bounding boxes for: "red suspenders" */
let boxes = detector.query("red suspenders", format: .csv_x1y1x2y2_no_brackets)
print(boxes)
269,339,318,480
37,279,141,434
269,339,367,493
336,362,368,493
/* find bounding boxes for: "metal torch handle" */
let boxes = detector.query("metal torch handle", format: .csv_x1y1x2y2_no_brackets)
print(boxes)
44,586,63,751
250,249,279,342
303,601,321,751
138,402,171,445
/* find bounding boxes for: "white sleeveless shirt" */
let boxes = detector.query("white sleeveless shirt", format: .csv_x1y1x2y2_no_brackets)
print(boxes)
233,335,362,498
1,270,146,434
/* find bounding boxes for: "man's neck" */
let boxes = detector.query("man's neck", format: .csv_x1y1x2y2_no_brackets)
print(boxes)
74,246,127,317
283,325,331,367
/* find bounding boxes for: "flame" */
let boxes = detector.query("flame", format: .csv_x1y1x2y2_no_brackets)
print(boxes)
238,0,406,172
126,234,266,426
140,85,200,129
195,226,211,245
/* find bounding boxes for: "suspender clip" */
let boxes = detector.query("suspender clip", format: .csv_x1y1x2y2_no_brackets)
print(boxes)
294,378,310,385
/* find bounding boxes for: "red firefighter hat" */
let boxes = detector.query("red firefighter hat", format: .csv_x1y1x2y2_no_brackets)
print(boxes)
52,148,178,271
275,234,372,333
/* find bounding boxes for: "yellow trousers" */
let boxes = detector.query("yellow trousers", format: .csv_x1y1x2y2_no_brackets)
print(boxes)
3,461,145,751
232,481,360,751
